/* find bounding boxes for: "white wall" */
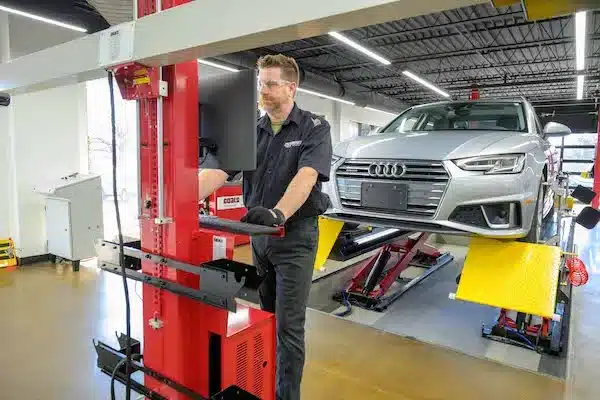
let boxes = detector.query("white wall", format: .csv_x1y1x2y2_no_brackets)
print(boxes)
0,12,88,255
0,11,12,239
8,84,88,257
0,105,13,239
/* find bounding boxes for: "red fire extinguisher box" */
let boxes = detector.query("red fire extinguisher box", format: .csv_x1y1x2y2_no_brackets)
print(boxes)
208,182,250,246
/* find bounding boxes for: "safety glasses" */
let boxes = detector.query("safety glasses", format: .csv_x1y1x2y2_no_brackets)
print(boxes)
257,79,293,90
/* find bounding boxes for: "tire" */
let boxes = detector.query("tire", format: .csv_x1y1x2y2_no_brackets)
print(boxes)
521,179,544,244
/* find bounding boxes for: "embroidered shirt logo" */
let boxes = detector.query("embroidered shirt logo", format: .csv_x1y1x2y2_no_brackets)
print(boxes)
284,140,302,148
311,117,322,127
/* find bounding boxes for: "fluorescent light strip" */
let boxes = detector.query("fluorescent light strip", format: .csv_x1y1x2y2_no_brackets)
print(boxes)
577,75,585,100
197,59,240,72
0,5,87,32
329,31,391,65
575,11,587,71
402,70,450,98
365,106,396,116
354,229,400,246
297,87,355,105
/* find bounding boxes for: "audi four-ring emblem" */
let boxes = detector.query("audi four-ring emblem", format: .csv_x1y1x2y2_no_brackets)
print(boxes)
368,162,406,178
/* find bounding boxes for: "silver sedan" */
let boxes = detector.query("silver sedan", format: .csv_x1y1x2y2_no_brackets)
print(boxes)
323,99,569,242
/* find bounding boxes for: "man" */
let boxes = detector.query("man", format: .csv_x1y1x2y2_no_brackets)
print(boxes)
198,54,332,400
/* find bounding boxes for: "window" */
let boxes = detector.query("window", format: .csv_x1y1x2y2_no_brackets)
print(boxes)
380,102,528,134
358,122,381,136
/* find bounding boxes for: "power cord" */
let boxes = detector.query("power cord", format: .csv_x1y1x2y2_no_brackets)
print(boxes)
107,70,132,400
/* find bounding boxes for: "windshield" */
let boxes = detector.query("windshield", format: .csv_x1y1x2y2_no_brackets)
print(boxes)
379,102,528,134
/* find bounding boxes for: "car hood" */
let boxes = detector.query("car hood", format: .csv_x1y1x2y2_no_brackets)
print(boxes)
334,130,533,160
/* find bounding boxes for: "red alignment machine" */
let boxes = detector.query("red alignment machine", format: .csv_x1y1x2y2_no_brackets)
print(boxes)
93,1,278,399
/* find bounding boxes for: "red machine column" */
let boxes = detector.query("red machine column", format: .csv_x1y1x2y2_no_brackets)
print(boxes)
593,107,600,208
137,0,228,398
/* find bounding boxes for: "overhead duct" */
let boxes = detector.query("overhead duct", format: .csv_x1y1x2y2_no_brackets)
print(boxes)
213,51,407,113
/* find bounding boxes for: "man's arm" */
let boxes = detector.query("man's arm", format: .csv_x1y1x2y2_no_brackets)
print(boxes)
198,169,230,201
274,167,319,220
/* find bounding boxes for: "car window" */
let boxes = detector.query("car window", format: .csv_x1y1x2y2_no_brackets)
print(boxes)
378,102,528,134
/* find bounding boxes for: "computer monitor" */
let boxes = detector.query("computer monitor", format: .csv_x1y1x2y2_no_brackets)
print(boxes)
198,68,257,172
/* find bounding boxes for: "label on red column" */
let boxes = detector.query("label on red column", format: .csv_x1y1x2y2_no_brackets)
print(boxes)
213,236,226,260
217,195,244,210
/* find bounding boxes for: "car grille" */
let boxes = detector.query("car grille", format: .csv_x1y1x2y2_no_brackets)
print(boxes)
335,159,450,217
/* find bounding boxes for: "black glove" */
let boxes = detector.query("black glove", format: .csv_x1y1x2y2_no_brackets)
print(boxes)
241,207,286,226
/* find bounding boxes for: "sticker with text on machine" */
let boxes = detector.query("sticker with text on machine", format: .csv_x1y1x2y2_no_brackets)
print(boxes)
98,21,135,66
217,195,244,210
212,236,227,260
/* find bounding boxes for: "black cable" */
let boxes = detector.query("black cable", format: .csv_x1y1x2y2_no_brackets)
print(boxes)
107,70,132,400
333,292,353,317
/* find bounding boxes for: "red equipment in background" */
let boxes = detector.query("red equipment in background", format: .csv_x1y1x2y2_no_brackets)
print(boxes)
208,182,250,246
469,86,480,100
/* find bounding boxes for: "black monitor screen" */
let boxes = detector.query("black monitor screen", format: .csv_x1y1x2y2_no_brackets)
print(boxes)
198,68,257,172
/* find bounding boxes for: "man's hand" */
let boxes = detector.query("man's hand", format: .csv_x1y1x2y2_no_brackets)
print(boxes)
241,207,286,226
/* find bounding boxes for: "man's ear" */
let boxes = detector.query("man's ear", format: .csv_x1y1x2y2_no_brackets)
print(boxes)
290,83,298,99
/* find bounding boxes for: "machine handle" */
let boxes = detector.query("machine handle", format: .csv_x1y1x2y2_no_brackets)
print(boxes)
199,215,284,236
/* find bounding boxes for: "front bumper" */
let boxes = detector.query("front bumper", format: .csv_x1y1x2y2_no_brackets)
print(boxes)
324,159,539,239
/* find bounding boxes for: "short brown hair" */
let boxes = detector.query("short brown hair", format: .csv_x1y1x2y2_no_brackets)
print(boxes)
257,54,300,86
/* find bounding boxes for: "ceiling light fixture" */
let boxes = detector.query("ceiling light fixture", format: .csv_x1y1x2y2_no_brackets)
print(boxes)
365,106,396,116
576,75,585,100
297,87,355,105
402,70,450,98
0,5,87,32
328,31,391,65
197,59,240,72
575,11,587,71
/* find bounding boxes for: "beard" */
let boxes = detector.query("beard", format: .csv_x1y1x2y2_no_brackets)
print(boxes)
260,95,283,113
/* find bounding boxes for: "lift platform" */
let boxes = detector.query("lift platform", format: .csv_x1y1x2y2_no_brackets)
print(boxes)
450,180,597,355
453,237,562,319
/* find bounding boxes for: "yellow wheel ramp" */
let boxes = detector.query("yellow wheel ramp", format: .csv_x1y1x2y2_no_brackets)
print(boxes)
454,237,562,319
314,217,345,271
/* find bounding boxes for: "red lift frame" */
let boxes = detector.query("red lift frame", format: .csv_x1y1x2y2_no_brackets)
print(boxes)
105,1,277,399
339,232,452,311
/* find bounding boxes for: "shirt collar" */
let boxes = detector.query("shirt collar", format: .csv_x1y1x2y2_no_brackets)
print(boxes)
258,103,302,131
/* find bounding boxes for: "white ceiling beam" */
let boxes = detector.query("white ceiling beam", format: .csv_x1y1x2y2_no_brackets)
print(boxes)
0,0,485,95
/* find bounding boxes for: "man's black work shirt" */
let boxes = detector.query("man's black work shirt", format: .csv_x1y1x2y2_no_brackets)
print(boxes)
228,103,333,224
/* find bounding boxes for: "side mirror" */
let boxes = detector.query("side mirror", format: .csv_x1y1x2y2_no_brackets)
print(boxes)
543,121,571,137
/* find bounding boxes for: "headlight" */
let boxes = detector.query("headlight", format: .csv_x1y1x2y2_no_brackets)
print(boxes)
454,154,526,174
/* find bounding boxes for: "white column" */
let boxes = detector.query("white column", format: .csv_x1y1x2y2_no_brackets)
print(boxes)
0,11,13,240
0,11,9,63
331,101,342,145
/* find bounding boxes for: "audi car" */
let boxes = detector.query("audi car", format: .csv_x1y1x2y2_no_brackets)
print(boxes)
323,99,570,241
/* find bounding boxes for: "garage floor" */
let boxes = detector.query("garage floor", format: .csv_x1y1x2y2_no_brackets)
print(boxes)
0,213,598,399
0,260,565,400
306,211,600,399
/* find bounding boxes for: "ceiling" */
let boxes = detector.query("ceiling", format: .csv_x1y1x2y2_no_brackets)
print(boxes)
249,2,600,108
1,1,599,115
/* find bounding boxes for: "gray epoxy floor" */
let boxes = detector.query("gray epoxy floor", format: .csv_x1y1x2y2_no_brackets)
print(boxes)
319,211,600,388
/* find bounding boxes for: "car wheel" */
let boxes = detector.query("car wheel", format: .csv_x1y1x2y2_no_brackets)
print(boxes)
521,180,544,244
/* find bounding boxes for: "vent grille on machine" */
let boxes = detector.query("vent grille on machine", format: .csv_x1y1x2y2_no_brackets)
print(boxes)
236,341,249,389
253,333,265,396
